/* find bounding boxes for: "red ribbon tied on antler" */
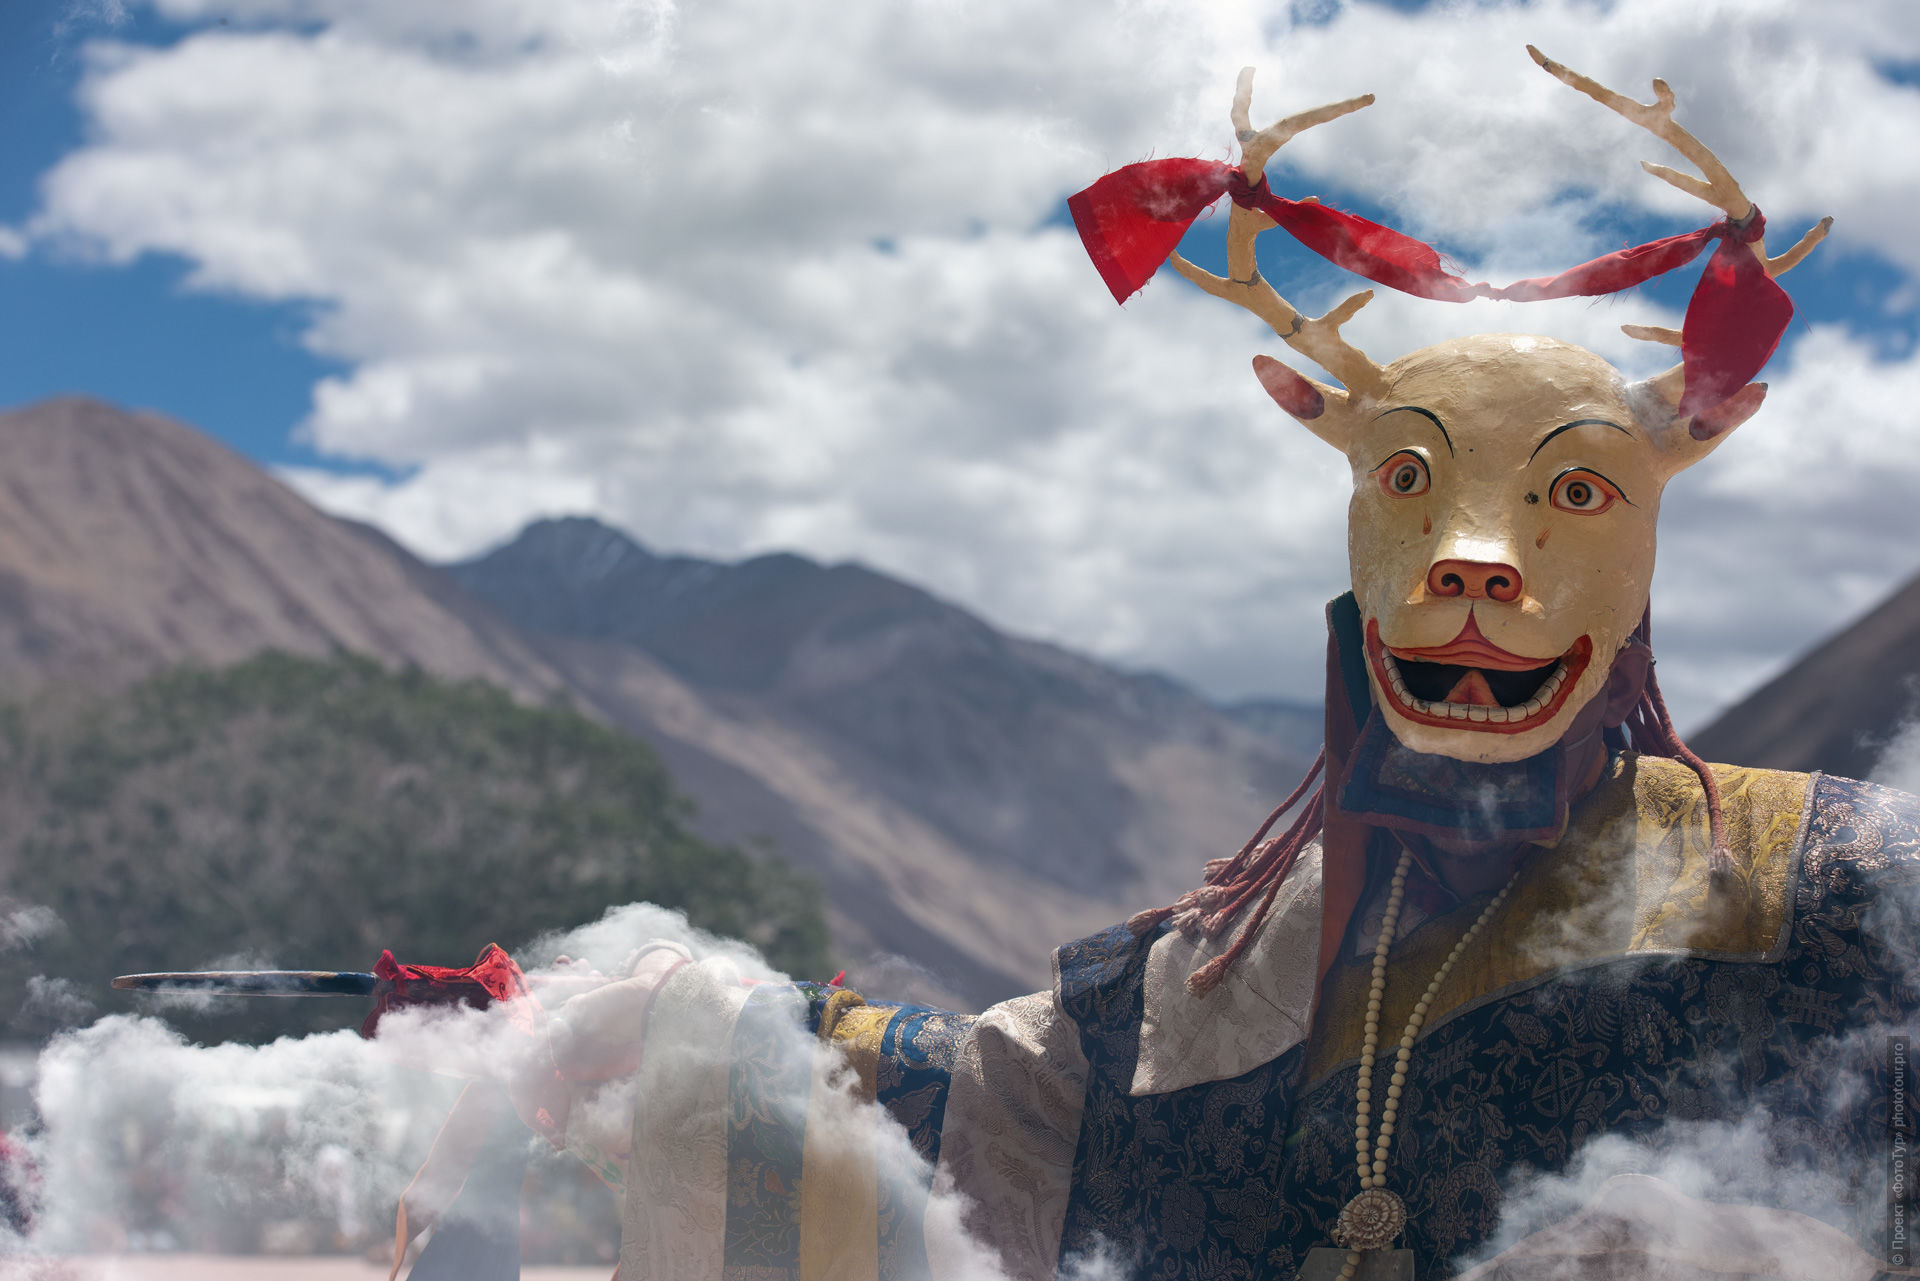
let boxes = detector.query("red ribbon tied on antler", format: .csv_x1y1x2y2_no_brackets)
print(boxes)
1067,158,1791,417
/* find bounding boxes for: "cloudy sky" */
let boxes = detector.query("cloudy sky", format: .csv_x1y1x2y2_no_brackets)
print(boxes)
1,0,1916,730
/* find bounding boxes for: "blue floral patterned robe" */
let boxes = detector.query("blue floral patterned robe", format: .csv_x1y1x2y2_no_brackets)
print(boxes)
591,752,1920,1281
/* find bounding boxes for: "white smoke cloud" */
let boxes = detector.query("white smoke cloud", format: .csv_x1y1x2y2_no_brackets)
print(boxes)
2,903,703,1260
1508,815,1643,973
4,0,1914,727
1439,1008,1898,1276
21,978,94,1030
0,907,60,954
1875,715,1920,796
0,902,1042,1278
1456,1118,1884,1279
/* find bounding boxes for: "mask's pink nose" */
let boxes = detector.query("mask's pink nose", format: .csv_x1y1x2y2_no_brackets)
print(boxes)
1427,559,1523,603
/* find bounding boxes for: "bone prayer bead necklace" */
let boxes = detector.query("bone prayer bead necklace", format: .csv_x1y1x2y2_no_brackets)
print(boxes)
1331,846,1522,1279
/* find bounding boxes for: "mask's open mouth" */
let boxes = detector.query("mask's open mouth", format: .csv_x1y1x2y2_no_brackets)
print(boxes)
1365,616,1592,733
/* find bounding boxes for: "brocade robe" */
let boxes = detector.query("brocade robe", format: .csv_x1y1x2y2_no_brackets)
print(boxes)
604,754,1920,1280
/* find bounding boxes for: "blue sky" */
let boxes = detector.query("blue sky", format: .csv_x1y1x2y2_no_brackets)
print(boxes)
1,0,1917,730
3,2,1911,473
0,1,361,472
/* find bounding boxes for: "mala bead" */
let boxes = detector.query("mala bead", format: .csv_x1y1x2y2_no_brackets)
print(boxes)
1329,846,1523,1265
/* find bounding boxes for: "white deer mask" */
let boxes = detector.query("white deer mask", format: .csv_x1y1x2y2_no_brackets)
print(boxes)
1105,50,1827,766
1275,333,1760,764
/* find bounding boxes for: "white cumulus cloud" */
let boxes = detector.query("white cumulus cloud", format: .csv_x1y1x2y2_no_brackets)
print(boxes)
15,0,1920,727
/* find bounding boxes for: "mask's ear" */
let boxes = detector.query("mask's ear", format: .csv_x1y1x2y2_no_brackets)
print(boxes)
1627,365,1768,475
1254,353,1356,453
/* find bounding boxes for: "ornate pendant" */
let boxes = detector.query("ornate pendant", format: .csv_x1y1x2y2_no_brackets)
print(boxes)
1334,1187,1407,1252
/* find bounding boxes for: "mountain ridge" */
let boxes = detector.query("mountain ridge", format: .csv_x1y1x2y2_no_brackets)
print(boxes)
0,397,572,702
451,516,1313,903
0,399,1317,1010
1689,567,1920,780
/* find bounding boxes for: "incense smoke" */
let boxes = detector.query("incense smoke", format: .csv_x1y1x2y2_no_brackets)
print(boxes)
0,901,1077,1279
1454,1106,1885,1279
0,904,673,1258
1875,716,1920,797
0,907,58,955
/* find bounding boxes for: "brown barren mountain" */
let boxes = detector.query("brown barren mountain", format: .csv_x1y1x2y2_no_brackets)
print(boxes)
0,398,569,699
1688,568,1920,781
0,398,1315,1009
451,520,1318,1008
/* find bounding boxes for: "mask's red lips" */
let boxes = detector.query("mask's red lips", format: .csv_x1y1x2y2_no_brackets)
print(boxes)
1366,616,1592,732
1385,612,1548,671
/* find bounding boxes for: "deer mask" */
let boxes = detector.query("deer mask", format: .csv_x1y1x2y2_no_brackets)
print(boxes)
1074,48,1829,766
1281,330,1758,764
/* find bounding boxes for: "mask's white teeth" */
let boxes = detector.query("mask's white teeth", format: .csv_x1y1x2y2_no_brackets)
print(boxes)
1493,656,1573,719
1382,651,1415,707
1384,645,1576,723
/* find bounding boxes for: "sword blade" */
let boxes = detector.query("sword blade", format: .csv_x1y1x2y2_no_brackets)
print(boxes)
111,970,380,997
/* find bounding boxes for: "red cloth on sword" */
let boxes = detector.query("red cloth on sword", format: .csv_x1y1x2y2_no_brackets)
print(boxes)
361,943,536,1038
1066,158,1791,418
363,943,572,1147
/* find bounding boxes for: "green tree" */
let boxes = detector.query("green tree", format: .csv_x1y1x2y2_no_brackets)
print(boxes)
0,652,832,1041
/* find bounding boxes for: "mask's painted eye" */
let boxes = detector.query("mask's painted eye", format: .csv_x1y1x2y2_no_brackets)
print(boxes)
1550,468,1623,515
1374,451,1429,499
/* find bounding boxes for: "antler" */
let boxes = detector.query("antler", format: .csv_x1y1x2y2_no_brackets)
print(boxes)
1526,45,1833,353
1168,69,1390,401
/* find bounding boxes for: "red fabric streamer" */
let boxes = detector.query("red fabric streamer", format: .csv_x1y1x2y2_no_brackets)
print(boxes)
361,943,536,1039
1068,159,1232,305
1676,221,1790,418
1066,158,1792,413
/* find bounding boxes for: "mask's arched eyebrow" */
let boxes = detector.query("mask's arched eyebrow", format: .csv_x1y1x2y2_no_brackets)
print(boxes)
1528,418,1632,462
1375,406,1452,456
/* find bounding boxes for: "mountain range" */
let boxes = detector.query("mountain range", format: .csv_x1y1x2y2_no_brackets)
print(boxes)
0,397,1316,1011
446,517,1319,1008
11,394,1900,1010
